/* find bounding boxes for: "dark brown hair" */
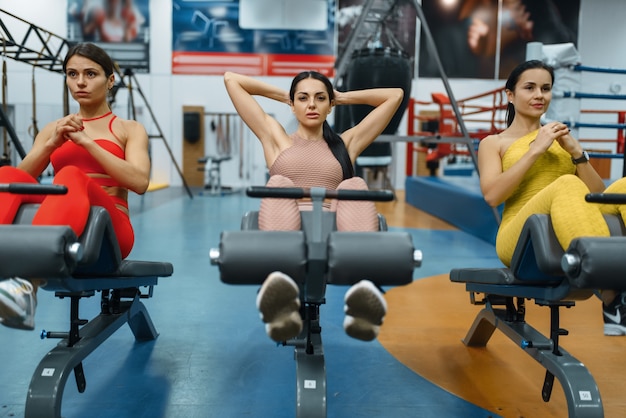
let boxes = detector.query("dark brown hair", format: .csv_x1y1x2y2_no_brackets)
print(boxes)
505,60,555,126
63,42,114,78
290,71,354,179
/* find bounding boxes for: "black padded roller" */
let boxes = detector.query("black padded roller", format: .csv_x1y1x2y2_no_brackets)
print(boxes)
217,231,307,285
327,231,414,286
0,225,79,278
564,237,626,290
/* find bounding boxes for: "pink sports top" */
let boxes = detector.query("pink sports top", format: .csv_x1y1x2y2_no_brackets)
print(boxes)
270,133,344,189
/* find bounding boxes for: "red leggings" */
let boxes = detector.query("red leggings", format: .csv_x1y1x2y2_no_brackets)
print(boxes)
0,165,134,258
258,175,379,231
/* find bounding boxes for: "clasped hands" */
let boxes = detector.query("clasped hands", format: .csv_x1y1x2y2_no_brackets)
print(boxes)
534,121,581,157
52,114,89,147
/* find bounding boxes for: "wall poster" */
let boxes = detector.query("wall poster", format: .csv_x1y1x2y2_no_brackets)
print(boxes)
67,0,151,73
172,0,336,77
419,0,581,79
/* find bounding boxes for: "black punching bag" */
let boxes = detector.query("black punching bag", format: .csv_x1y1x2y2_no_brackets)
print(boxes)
342,48,412,168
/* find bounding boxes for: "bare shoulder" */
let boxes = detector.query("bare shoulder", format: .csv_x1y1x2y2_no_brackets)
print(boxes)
478,133,500,150
32,120,57,144
111,116,147,139
113,116,144,130
39,120,57,135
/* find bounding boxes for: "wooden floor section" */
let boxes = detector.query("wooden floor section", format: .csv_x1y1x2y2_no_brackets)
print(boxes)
375,193,626,418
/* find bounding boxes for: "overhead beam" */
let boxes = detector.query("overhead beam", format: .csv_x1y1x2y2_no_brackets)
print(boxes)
0,8,70,73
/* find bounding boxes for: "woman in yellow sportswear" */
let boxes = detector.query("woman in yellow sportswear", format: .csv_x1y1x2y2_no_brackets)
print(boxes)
478,59,626,336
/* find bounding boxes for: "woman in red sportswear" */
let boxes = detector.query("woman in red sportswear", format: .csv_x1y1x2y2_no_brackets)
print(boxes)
0,42,150,330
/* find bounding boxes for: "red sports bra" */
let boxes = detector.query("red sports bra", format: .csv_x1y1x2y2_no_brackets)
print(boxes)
50,112,126,188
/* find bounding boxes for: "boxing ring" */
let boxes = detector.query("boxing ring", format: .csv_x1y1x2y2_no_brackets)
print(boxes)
534,42,626,178
404,45,626,180
404,88,507,178
401,88,508,243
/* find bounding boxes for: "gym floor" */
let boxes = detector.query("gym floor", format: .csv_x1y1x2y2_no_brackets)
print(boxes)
1,186,625,417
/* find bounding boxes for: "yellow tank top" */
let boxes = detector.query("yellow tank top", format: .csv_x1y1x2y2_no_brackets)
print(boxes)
500,130,576,228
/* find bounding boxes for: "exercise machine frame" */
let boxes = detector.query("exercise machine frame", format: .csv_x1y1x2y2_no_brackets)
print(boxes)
210,186,421,417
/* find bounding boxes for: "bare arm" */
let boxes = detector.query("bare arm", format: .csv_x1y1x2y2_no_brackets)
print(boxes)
17,115,83,177
68,118,151,194
223,71,290,162
574,161,606,193
556,133,605,193
335,87,403,161
478,134,541,207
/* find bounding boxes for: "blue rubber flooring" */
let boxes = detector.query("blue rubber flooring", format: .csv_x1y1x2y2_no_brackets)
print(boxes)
0,187,503,418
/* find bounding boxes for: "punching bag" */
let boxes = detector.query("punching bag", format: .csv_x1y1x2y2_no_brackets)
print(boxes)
339,48,412,164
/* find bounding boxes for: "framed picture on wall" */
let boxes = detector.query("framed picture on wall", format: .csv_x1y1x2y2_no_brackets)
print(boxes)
171,0,335,76
67,0,151,73
419,0,580,79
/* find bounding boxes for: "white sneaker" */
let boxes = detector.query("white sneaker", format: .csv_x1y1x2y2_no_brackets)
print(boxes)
0,278,37,330
344,280,387,341
256,272,302,342
603,292,626,336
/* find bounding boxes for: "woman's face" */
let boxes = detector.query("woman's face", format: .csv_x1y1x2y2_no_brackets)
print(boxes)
508,67,553,119
65,54,114,106
290,78,333,129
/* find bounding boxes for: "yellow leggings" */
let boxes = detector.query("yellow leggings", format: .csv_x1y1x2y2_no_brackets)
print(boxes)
496,174,626,267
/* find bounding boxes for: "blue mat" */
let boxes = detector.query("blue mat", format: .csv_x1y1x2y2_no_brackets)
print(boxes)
405,175,501,244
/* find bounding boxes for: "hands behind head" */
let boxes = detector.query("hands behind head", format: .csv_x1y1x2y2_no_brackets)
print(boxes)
332,89,341,105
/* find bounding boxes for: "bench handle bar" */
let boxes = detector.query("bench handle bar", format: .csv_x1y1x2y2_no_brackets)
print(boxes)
0,183,68,195
246,186,394,202
586,193,626,204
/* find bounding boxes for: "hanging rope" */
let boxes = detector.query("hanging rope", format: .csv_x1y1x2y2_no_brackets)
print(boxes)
238,117,243,179
63,75,69,116
1,33,10,166
215,114,226,155
27,33,53,140
28,65,39,140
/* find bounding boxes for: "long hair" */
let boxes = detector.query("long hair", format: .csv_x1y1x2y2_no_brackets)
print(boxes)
63,42,115,78
289,71,355,179
505,60,555,126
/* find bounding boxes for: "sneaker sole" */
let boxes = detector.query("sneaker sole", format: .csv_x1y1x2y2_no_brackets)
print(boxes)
0,316,35,330
344,280,387,326
0,291,28,319
0,296,34,330
266,311,303,342
604,323,626,336
344,316,380,342
256,272,302,341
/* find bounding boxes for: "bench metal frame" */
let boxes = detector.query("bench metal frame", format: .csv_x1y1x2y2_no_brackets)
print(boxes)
450,213,622,418
0,202,173,418
211,187,419,418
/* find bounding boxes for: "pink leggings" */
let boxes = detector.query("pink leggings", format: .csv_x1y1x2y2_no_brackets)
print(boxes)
0,165,134,258
258,175,379,231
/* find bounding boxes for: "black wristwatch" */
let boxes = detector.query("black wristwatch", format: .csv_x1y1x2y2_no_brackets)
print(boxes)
572,150,590,165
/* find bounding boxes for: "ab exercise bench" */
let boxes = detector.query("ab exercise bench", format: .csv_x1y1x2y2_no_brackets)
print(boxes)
210,186,422,418
451,192,626,418
0,183,173,418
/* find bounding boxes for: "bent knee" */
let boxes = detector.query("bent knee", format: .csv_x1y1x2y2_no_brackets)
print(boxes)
53,165,85,182
338,177,368,190
266,175,295,188
549,174,590,195
555,174,585,187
